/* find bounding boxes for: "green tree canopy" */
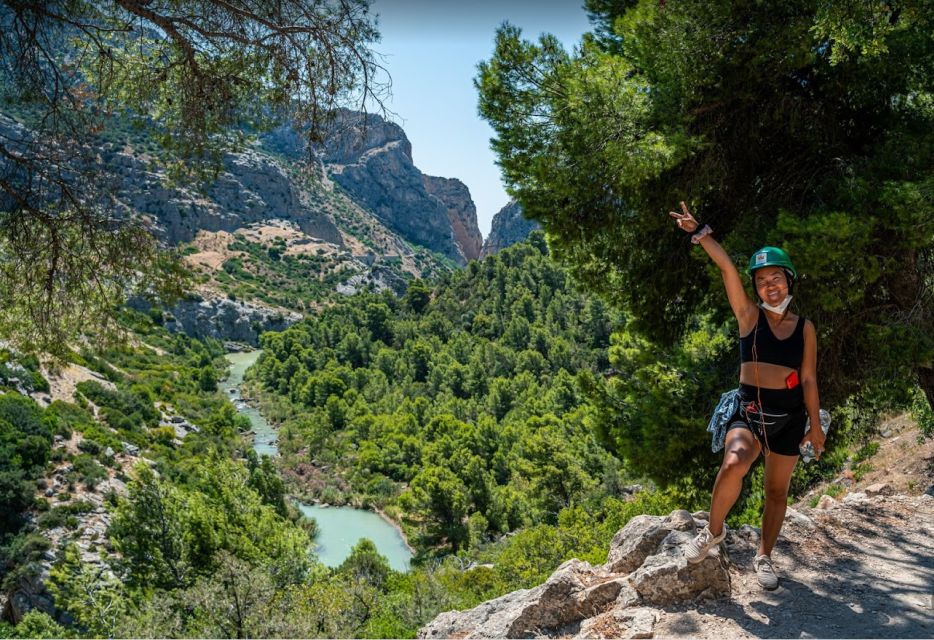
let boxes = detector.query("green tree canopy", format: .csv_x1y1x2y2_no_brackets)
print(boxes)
476,0,934,410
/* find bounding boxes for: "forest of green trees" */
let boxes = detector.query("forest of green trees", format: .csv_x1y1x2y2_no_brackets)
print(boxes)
0,301,679,638
250,234,626,551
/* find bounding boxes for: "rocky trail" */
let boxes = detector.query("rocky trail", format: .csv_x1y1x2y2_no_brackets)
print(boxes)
420,417,934,639
652,492,933,639
420,494,932,639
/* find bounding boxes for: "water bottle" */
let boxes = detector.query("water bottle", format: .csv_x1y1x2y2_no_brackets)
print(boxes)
799,409,831,463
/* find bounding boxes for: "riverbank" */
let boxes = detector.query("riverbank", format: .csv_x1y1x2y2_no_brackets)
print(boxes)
223,350,414,569
278,459,416,556
375,506,417,556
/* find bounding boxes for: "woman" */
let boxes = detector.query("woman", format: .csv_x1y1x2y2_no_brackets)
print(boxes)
669,201,825,590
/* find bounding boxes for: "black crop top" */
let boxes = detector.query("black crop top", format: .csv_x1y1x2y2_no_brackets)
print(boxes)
739,308,805,369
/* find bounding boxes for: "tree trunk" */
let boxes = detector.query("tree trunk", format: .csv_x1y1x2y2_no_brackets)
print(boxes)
918,366,934,413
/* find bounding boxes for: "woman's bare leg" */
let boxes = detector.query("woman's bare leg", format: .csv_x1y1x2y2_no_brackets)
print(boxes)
708,428,761,536
759,451,798,556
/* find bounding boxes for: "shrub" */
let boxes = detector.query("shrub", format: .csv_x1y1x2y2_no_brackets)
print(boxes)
71,455,108,490
78,439,102,456
75,381,159,430
45,401,95,438
853,441,880,464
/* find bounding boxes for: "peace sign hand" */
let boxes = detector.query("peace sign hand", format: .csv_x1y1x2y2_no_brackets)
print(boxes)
669,201,699,234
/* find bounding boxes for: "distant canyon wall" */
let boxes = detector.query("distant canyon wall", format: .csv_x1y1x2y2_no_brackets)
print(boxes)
316,110,478,264
481,201,541,258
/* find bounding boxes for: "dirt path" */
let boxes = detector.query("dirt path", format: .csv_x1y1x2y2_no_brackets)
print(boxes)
652,493,934,638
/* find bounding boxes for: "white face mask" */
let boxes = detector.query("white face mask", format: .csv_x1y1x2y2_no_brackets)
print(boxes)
759,295,792,314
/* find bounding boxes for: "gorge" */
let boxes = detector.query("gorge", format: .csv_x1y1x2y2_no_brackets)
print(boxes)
221,350,412,571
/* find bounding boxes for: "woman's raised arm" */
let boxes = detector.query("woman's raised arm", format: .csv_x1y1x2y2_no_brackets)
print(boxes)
669,202,758,328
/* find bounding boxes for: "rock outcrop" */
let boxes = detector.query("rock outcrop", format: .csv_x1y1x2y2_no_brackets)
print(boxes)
423,175,483,261
480,201,540,258
318,110,469,264
2,568,56,626
421,491,934,640
129,294,300,345
112,148,343,247
419,510,730,639
334,262,410,297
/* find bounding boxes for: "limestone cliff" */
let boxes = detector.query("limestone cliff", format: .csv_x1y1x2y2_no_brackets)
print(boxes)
316,110,470,264
128,293,300,346
423,175,483,261
112,147,343,247
0,113,343,248
2,109,483,269
481,201,540,258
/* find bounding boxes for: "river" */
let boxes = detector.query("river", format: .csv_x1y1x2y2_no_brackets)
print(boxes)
221,350,413,571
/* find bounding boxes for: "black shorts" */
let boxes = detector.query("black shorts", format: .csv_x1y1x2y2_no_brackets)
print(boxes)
727,384,807,456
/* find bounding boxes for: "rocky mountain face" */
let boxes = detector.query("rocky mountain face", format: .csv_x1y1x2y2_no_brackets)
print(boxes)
129,149,344,247
0,114,343,248
481,201,540,258
128,293,301,346
3,108,484,269
315,110,471,264
423,175,483,261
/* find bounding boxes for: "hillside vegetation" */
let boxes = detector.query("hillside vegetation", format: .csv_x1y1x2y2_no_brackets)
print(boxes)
0,314,675,637
249,233,625,550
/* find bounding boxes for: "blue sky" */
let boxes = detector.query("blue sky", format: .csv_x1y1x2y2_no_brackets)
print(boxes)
370,1,592,238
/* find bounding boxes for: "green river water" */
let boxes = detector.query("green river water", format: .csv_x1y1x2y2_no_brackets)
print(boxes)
222,350,413,571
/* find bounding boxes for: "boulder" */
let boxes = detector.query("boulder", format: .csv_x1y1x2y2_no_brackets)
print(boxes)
627,529,730,605
418,511,730,639
604,510,695,574
864,482,893,496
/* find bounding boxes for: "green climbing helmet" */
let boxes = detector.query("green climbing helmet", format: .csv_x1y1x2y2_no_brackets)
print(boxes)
748,246,797,280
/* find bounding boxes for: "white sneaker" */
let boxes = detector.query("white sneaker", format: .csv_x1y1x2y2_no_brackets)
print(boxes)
684,524,727,564
754,554,779,590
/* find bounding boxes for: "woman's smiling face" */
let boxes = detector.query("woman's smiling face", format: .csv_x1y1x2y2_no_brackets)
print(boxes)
754,266,789,305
